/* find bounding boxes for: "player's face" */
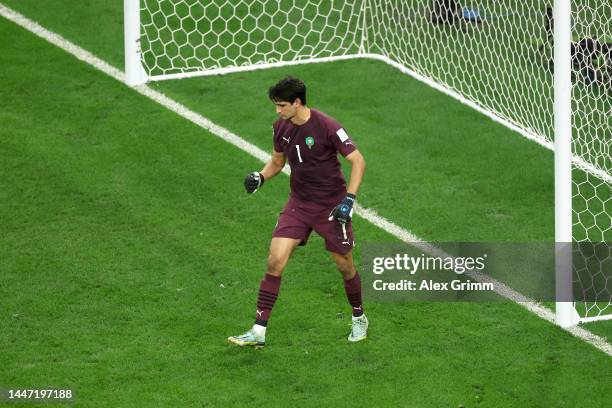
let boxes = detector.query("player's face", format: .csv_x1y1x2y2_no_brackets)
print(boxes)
274,100,298,120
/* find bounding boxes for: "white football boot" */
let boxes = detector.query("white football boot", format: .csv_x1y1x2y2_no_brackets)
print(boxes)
348,314,368,342
228,329,265,348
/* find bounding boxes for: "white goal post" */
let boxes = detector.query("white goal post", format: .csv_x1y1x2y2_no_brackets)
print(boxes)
553,0,577,327
124,0,611,326
124,0,148,86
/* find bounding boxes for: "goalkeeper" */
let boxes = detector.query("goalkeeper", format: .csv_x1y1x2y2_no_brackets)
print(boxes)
228,76,368,347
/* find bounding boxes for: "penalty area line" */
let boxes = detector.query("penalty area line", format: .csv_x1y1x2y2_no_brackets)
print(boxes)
1,3,609,356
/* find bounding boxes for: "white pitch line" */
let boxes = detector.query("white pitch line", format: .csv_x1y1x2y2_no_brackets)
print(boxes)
1,3,610,356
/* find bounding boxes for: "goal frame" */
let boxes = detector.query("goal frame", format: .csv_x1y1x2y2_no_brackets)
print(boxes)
124,0,610,326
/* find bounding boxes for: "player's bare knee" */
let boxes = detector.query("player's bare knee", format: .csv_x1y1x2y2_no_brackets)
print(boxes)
266,253,287,276
338,264,356,280
333,254,356,279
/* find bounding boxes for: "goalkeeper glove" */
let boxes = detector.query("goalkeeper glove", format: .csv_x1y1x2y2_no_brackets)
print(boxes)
244,172,264,193
328,193,356,223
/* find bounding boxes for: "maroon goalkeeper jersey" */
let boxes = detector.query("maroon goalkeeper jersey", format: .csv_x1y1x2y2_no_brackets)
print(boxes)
273,109,356,207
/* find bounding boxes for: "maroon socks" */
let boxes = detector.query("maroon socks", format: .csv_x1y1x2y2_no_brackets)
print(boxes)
255,273,281,326
344,272,364,317
253,271,363,327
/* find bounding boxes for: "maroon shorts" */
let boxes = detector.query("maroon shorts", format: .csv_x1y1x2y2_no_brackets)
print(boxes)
272,196,355,255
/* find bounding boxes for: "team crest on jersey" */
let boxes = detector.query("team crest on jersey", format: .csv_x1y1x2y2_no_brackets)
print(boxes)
305,136,315,149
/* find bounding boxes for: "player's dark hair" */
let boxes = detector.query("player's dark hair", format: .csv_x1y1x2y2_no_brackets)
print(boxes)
268,76,307,106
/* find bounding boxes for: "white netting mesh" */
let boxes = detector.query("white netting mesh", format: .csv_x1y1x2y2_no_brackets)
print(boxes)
366,1,555,144
364,1,611,320
571,1,611,320
140,0,364,77
137,0,611,320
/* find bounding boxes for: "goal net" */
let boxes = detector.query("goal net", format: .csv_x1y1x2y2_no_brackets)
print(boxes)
569,1,611,322
138,0,365,80
127,0,611,323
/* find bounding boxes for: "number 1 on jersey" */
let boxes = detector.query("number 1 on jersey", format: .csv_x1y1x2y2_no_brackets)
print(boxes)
295,144,303,163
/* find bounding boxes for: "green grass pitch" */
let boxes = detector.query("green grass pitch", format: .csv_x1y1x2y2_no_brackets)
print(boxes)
1,1,611,407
